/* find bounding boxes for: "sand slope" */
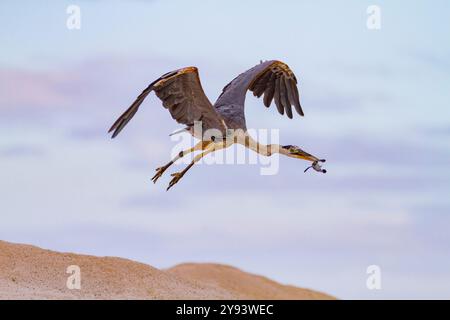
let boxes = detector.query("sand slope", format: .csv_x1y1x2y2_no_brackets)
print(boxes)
0,240,334,300
168,263,333,300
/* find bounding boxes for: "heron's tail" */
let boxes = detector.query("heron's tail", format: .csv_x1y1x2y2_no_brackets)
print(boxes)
169,127,190,137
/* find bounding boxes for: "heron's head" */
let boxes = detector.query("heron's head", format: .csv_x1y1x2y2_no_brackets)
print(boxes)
282,145,324,163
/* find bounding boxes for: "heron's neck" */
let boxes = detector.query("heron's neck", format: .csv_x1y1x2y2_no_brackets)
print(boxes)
269,144,293,157
247,143,289,157
241,135,289,157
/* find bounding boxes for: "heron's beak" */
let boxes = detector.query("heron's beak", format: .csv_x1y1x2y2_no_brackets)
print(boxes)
289,149,319,162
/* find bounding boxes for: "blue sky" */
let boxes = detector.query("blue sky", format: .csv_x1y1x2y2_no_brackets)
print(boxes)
1,0,450,299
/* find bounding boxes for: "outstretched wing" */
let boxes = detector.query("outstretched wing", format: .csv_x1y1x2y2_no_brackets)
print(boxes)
109,67,226,138
214,60,303,119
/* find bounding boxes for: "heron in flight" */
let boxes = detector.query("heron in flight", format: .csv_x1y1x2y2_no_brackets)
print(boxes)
109,60,326,190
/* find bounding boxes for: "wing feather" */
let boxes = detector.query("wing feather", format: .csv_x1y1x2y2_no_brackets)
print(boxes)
289,80,303,116
252,71,272,98
214,60,304,121
274,78,284,115
279,77,292,119
109,67,226,138
263,74,276,108
284,77,295,109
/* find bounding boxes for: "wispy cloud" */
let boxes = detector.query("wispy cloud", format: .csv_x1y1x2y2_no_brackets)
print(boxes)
0,144,45,158
409,50,450,74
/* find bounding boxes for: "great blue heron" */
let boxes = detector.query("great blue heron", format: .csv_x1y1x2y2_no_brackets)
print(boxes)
109,60,326,190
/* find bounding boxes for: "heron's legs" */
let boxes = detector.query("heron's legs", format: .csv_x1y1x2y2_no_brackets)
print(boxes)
166,142,226,191
151,141,210,183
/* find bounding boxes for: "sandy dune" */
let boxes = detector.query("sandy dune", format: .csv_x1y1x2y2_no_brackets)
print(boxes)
0,240,334,300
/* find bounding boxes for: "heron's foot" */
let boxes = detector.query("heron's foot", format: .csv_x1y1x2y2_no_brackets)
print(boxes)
151,166,168,184
166,172,184,191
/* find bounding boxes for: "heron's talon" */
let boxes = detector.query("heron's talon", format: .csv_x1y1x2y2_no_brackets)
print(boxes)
151,166,167,184
166,172,184,191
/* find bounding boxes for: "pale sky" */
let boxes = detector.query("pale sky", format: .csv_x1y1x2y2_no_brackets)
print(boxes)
1,0,450,299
